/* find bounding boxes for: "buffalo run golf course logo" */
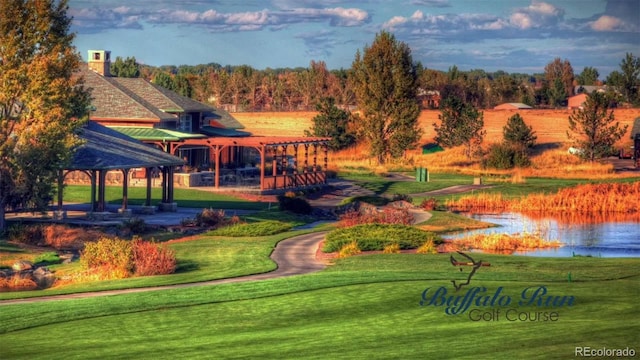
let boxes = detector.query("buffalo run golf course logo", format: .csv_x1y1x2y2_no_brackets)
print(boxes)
419,252,575,322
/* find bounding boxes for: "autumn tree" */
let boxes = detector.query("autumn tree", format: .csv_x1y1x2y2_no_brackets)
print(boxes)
567,92,628,162
351,31,421,164
434,96,485,158
0,0,91,231
110,56,140,78
544,58,574,106
305,97,355,151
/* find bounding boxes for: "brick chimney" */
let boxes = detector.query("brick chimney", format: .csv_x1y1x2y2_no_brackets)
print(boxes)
87,50,111,76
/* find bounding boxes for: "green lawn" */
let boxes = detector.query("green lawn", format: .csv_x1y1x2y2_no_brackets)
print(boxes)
62,185,271,210
0,254,638,359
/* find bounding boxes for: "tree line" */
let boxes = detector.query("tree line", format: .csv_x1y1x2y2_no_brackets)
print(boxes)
111,52,640,112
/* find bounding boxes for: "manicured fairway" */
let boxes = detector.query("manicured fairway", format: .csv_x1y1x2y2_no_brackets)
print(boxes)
1,254,638,359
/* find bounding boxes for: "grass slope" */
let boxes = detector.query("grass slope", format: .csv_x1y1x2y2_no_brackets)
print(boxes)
0,254,638,359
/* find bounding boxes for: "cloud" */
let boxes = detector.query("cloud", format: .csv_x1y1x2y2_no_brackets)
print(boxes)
295,29,337,58
590,15,624,31
508,1,564,30
409,0,450,7
70,4,370,33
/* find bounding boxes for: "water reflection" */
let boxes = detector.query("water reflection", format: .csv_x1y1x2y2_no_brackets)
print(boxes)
444,212,640,258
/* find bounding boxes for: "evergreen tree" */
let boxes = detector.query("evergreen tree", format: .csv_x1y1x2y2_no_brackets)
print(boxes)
503,113,537,150
0,0,91,231
434,96,485,158
111,56,140,78
351,31,421,164
567,92,628,162
305,97,355,151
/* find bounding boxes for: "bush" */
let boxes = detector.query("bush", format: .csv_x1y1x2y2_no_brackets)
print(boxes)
391,193,412,203
195,208,227,227
120,217,147,234
338,207,414,227
132,238,176,276
208,220,292,237
277,193,312,215
482,143,530,170
8,223,43,245
420,198,438,211
81,237,133,278
338,241,361,258
79,237,177,280
383,243,400,254
416,238,438,254
33,252,61,266
43,224,102,250
323,224,440,252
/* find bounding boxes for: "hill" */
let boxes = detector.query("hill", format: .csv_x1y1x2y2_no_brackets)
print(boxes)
235,109,640,146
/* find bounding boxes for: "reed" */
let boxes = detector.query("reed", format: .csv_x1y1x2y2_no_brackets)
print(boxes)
448,181,640,216
451,232,561,253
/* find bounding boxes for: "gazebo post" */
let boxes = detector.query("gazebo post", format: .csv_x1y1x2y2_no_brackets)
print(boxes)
90,170,97,212
53,170,66,220
97,170,107,213
118,168,132,217
159,166,177,212
140,167,155,214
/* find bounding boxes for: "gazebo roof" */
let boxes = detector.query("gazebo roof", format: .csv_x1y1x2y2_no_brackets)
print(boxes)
69,121,185,170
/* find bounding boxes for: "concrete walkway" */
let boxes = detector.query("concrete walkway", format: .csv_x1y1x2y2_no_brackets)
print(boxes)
0,231,328,306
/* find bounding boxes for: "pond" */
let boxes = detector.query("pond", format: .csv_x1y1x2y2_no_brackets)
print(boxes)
444,212,640,258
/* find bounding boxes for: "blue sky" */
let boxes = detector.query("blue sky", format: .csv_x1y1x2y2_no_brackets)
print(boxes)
69,0,639,77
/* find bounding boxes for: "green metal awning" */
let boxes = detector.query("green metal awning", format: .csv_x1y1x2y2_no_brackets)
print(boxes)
200,125,251,137
108,126,207,141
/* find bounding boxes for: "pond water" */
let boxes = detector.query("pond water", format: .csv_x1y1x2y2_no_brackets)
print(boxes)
444,212,640,258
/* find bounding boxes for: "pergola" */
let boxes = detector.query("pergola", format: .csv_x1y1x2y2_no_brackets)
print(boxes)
58,122,184,215
148,135,331,192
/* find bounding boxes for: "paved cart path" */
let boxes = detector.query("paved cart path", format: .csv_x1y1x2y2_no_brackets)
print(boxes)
0,231,327,306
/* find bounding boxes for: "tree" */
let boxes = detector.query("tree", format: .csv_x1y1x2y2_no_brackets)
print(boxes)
567,92,628,162
152,71,175,90
305,97,355,151
0,0,91,231
576,66,599,86
618,53,640,104
110,56,140,78
351,31,421,164
544,58,574,105
434,96,485,158
503,113,537,150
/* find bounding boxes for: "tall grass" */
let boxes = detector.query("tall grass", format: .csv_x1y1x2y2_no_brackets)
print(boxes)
447,181,640,216
451,232,562,253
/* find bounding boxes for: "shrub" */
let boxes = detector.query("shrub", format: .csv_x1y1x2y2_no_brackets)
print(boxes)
81,237,133,278
8,224,43,245
383,243,400,254
338,207,414,227
483,143,530,170
420,198,438,211
43,225,102,250
195,208,227,227
324,224,441,252
0,274,37,290
391,193,413,203
277,194,312,215
208,220,292,237
120,217,147,234
338,241,361,258
132,238,176,276
416,239,438,254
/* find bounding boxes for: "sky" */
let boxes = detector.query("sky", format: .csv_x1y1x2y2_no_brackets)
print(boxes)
69,0,640,77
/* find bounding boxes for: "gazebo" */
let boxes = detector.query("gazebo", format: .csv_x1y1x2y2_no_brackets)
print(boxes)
55,121,184,218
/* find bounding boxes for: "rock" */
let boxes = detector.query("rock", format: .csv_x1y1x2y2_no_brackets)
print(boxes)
32,267,56,289
12,260,33,271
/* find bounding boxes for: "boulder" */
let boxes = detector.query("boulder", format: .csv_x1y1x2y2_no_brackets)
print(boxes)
12,260,33,271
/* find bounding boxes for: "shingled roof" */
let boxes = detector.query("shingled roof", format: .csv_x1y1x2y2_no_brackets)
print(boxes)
69,121,184,170
81,66,216,123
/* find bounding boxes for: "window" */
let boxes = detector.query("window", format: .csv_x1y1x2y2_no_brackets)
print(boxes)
178,114,192,132
93,52,101,60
